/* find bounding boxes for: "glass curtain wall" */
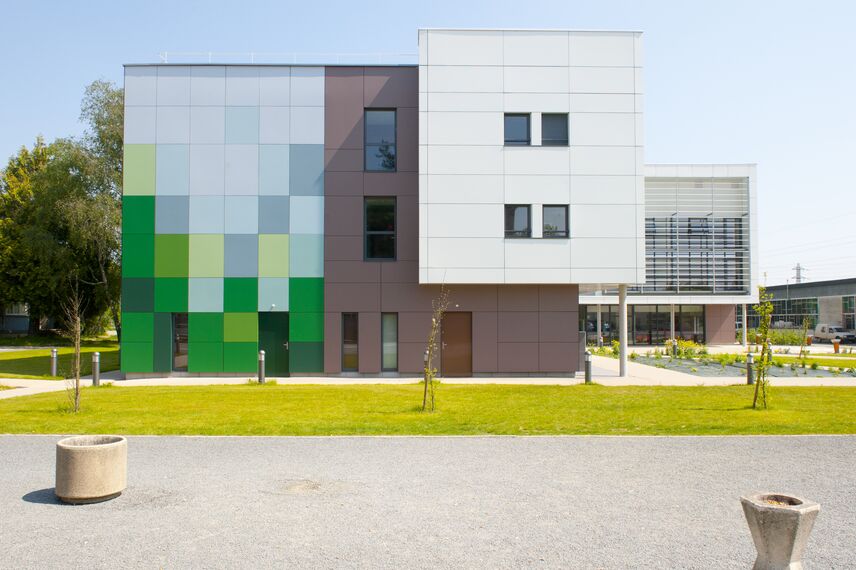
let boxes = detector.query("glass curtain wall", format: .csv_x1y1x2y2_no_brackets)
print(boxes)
582,304,706,345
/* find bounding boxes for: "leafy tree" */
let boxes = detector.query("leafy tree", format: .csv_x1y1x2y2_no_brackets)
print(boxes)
752,286,773,409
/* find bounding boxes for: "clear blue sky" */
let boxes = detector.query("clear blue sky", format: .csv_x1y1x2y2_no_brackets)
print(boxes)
3,0,855,286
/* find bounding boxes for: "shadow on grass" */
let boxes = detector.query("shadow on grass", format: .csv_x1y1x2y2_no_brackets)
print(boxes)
22,488,60,505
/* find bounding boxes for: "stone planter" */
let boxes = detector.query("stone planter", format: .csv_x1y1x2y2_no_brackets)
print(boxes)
741,492,820,570
55,435,127,504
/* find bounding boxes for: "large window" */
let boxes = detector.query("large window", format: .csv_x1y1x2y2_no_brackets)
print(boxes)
504,205,531,238
542,114,569,146
504,113,530,146
381,313,398,371
365,109,396,172
365,197,396,260
342,313,359,372
543,205,569,238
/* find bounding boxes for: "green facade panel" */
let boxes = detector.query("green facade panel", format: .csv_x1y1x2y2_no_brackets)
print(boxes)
153,313,173,372
122,312,154,342
224,278,258,312
155,234,189,278
122,234,154,278
223,342,258,372
288,342,323,373
258,234,289,277
122,278,154,312
224,312,258,342
189,313,224,343
123,196,155,234
154,278,188,312
290,278,324,313
189,342,224,372
124,145,156,196
289,312,324,342
121,342,153,372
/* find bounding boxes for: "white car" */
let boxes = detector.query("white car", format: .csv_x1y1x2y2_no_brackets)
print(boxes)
814,324,856,344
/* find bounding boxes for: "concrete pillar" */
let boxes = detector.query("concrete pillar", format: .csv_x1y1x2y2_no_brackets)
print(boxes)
596,304,602,347
670,304,676,340
742,304,748,347
619,285,628,377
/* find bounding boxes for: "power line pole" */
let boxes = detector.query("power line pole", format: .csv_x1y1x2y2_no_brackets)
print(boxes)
792,263,807,284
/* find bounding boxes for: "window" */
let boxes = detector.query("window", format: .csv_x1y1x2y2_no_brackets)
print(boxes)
504,205,531,238
504,113,530,145
381,313,398,371
542,114,569,146
342,313,359,371
364,197,396,260
543,205,569,238
365,109,396,171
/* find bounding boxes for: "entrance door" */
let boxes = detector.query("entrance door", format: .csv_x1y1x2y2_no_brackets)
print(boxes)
258,313,290,376
172,313,188,371
441,312,472,377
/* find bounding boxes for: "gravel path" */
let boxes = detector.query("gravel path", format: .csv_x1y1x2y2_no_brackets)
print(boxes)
1,435,854,568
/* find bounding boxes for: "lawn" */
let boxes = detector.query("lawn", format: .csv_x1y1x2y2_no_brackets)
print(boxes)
0,342,119,380
1,384,855,435
773,355,856,369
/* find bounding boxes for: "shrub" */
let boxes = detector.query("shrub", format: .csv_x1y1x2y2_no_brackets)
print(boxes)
741,328,804,346
667,338,706,359
810,362,819,370
629,352,637,360
611,339,620,357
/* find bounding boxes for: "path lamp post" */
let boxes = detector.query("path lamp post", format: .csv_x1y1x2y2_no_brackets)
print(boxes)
584,351,592,384
50,348,58,377
746,352,754,385
92,352,100,387
258,350,266,384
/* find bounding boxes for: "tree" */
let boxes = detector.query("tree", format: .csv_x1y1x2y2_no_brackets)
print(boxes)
61,280,85,413
752,286,773,409
422,285,450,412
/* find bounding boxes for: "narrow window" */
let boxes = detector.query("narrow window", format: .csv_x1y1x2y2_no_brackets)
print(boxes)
504,113,530,146
543,205,569,238
504,205,531,238
365,109,396,171
365,197,396,260
342,313,359,372
542,113,569,146
381,313,398,371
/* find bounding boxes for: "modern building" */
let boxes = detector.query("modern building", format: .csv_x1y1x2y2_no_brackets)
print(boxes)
741,278,856,331
119,28,758,377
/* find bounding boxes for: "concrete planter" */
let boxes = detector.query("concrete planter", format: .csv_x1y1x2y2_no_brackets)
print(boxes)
55,435,127,504
741,493,820,570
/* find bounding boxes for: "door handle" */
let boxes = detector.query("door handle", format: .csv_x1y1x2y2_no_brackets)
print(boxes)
283,342,289,350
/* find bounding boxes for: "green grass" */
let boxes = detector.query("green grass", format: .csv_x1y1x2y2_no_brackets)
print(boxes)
0,334,114,348
0,341,119,380
0,385,10,391
1,384,855,435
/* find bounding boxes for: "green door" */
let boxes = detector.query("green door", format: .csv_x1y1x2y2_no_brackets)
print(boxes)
259,313,289,376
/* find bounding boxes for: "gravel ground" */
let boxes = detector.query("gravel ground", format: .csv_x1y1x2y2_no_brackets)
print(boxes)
632,355,856,378
1,435,854,569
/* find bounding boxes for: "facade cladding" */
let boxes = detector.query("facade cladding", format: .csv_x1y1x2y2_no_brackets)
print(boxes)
121,29,757,375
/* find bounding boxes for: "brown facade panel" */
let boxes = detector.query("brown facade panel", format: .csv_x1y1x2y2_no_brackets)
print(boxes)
363,67,418,108
324,148,363,172
325,283,380,312
498,312,539,343
539,311,579,343
497,342,540,372
397,311,432,344
539,285,579,312
498,286,541,311
380,260,419,283
472,311,498,373
358,312,381,373
399,342,427,374
705,304,736,345
325,171,364,196
324,196,364,236
324,260,381,284
325,236,363,261
324,312,342,373
539,343,576,373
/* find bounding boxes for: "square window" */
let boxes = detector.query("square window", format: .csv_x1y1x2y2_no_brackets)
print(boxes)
504,114,530,146
542,114,569,146
543,205,569,238
365,110,396,172
504,205,531,238
365,197,396,260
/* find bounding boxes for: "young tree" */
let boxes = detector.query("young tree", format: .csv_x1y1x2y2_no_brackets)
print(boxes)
752,286,774,409
61,279,85,413
422,285,450,412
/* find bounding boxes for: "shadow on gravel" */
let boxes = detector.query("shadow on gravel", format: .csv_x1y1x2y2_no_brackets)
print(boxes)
22,488,60,505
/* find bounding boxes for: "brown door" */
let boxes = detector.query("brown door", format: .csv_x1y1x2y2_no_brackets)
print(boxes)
441,312,472,377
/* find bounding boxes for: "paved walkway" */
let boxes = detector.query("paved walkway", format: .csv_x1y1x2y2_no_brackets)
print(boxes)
1,355,854,400
2,435,854,568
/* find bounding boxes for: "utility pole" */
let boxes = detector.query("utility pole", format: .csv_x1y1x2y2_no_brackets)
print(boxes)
792,263,807,284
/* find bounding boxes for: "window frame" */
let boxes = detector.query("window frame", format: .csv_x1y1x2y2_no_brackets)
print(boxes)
364,108,397,173
503,113,531,146
381,312,398,372
342,312,359,372
364,196,397,261
541,113,569,146
504,204,532,239
542,205,569,239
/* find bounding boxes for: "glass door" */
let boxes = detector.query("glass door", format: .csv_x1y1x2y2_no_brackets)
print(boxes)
172,313,188,371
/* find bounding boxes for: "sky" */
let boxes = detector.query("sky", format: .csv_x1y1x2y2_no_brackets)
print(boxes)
2,0,855,287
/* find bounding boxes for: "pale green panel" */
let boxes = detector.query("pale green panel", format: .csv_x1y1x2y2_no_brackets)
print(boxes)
289,234,323,278
124,145,156,196
258,234,289,278
189,234,225,277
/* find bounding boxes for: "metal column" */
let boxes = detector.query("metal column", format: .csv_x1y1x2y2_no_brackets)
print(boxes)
619,285,628,377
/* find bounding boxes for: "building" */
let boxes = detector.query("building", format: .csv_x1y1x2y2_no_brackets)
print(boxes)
119,28,758,377
741,278,856,331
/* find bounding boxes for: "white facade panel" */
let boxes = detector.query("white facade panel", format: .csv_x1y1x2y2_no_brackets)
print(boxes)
190,67,226,106
157,66,191,106
225,67,260,106
156,106,191,144
124,67,157,106
419,29,644,285
571,238,637,268
124,106,157,144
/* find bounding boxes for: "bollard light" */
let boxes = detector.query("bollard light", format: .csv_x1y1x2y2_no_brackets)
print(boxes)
92,352,100,387
746,352,755,385
258,350,266,384
584,350,592,384
50,348,58,377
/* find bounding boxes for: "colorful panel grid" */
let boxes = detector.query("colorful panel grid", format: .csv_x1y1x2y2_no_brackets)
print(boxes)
121,65,324,374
